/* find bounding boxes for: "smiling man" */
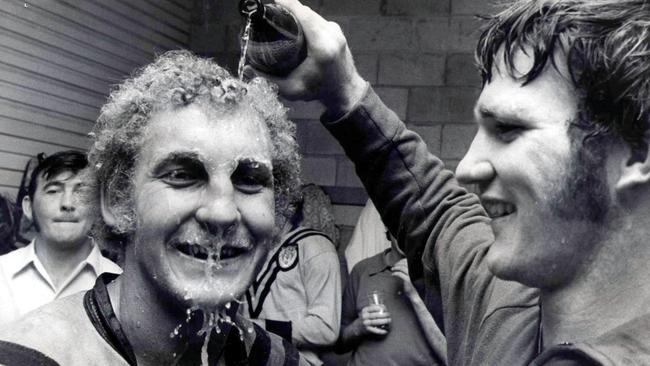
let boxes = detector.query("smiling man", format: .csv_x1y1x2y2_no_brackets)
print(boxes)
0,150,121,325
0,51,305,366
255,0,650,364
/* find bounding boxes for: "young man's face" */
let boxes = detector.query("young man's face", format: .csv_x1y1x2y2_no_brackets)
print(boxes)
24,171,93,249
129,103,276,310
456,49,612,289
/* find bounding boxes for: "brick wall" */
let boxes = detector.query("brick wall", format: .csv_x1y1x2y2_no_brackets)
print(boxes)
190,0,502,245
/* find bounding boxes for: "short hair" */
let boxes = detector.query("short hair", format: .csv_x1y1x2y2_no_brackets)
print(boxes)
476,0,650,162
88,50,301,249
27,150,88,199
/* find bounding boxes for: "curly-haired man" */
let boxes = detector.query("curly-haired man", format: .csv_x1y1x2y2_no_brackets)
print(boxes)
256,0,650,364
0,50,306,366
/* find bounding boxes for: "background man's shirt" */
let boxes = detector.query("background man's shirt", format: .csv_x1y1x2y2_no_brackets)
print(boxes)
0,241,121,324
342,249,442,366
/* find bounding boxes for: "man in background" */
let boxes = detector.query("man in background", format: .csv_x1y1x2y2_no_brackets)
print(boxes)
242,201,341,366
0,150,121,324
338,231,446,365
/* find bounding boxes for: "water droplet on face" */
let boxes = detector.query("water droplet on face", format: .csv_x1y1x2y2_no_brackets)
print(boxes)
170,324,182,338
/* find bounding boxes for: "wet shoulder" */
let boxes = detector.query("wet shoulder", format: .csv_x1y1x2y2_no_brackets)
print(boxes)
0,293,87,353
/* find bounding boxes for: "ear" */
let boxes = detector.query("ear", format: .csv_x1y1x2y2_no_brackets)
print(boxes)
615,150,650,192
21,195,33,222
100,183,119,228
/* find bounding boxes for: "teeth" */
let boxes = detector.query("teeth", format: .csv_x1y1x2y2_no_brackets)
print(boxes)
176,242,209,260
220,246,245,259
484,202,515,218
173,240,248,261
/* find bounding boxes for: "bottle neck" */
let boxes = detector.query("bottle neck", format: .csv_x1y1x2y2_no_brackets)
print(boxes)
240,0,265,20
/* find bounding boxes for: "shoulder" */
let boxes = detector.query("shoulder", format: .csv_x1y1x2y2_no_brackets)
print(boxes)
352,252,383,274
0,293,87,348
0,292,126,366
292,228,336,258
0,245,29,267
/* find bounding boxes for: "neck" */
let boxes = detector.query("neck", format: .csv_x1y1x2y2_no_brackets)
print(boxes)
540,219,650,347
34,236,92,289
114,260,224,366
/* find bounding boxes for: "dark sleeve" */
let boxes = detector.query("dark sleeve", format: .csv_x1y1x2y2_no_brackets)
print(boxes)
0,341,60,366
335,261,362,353
322,86,500,359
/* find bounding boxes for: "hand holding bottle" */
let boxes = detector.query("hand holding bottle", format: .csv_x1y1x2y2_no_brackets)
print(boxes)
239,0,307,76
245,0,367,118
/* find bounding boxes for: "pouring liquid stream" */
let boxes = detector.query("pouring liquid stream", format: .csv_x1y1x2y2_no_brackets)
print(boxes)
238,14,253,80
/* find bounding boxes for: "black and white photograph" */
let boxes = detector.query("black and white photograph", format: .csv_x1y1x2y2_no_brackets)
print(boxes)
0,0,648,365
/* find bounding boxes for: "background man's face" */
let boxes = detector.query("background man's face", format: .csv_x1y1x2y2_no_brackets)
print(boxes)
455,49,611,289
24,171,93,249
129,103,275,310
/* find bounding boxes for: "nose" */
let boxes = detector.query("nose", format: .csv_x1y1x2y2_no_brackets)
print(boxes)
60,190,76,212
455,132,496,187
195,179,240,234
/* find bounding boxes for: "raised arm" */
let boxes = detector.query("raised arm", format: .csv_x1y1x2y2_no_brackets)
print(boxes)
253,2,539,364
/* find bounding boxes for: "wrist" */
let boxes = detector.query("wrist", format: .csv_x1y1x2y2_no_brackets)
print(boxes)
350,317,366,338
320,53,368,119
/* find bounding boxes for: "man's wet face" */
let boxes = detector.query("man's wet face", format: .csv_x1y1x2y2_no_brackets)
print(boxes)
26,171,93,249
455,49,612,289
129,103,276,310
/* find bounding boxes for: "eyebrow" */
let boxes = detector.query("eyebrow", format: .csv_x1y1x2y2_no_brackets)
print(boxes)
237,158,272,176
41,181,63,190
475,104,526,125
152,152,201,170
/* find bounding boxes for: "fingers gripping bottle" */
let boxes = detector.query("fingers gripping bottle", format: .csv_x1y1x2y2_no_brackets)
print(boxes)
239,0,308,77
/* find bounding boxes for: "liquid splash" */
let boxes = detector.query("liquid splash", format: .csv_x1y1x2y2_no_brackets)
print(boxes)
168,306,247,366
238,14,253,80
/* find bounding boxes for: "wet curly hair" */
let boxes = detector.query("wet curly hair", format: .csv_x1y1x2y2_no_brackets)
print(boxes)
477,0,650,163
88,50,301,250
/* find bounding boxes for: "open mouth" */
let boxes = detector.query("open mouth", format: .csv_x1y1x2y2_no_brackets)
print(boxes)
482,200,516,219
174,242,248,261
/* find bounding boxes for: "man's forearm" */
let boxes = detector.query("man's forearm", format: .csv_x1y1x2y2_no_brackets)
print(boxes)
323,87,485,282
336,319,364,353
292,313,339,348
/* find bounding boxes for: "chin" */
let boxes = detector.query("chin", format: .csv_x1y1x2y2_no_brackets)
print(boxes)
487,248,570,289
179,280,245,311
486,242,536,286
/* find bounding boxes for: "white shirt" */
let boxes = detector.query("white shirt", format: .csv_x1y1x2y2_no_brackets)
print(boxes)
0,241,122,325
344,200,391,271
